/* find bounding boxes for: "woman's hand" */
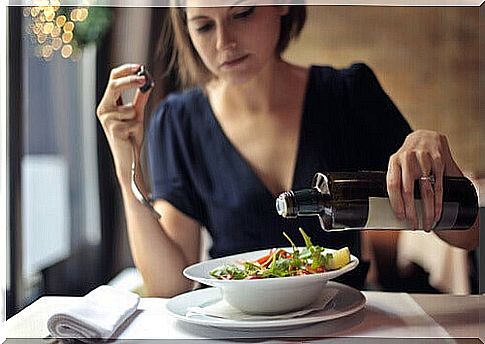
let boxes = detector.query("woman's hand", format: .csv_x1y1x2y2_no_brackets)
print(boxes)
386,129,463,231
96,63,152,183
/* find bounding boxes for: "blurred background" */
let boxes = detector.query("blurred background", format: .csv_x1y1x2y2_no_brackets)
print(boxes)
6,5,483,318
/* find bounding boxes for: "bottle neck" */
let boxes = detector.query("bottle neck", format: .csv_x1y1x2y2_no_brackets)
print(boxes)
276,188,330,218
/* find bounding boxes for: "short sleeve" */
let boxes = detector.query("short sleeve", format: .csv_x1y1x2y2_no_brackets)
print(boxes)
342,63,413,170
146,98,207,225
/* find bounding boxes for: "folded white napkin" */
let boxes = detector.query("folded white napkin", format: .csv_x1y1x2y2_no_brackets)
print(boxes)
187,287,339,321
47,285,140,340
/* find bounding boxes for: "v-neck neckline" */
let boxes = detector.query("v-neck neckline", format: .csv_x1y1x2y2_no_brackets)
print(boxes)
199,66,315,199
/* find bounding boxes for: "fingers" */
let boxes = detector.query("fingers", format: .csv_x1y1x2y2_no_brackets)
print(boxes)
97,103,141,143
107,74,148,104
387,157,405,221
431,153,444,223
400,155,419,229
392,151,437,231
418,177,434,231
96,64,154,146
98,103,136,122
110,63,141,79
97,63,147,114
133,86,154,123
416,151,435,232
388,130,455,231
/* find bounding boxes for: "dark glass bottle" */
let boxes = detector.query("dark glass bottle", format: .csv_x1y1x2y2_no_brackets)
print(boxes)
276,171,478,231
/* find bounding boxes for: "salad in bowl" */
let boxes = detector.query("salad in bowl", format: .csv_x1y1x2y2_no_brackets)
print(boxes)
209,228,352,280
183,228,358,315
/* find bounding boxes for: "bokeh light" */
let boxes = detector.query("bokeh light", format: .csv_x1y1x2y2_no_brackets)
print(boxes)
37,33,47,44
70,8,79,21
78,8,89,21
44,9,55,21
62,31,73,43
41,44,53,59
63,21,74,32
55,15,66,27
24,1,91,61
61,44,73,58
52,37,63,50
51,25,61,37
42,22,54,34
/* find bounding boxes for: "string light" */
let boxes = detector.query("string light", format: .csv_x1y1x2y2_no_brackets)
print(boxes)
25,1,90,60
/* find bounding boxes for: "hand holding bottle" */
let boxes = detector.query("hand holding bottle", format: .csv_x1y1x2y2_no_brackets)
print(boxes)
386,129,464,231
96,64,153,184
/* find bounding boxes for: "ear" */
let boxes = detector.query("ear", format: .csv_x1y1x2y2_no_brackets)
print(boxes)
278,5,289,16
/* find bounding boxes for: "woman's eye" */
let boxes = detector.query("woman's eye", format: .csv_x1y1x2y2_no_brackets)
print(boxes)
233,6,255,19
196,23,214,33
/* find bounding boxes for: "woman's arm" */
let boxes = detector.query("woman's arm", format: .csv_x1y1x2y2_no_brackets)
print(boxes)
97,63,201,297
120,184,201,297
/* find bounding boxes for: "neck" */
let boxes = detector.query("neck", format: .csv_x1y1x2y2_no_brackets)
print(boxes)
208,58,295,115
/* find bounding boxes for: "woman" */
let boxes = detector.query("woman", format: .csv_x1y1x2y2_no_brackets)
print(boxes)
96,5,479,297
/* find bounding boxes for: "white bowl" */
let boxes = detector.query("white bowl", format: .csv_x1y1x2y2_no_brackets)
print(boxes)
183,247,359,315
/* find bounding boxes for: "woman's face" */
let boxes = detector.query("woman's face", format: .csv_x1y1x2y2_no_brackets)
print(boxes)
185,6,288,84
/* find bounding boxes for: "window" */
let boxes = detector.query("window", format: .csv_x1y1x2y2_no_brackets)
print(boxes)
8,6,103,312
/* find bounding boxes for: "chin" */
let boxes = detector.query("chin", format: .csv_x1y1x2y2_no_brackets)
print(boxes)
219,66,261,86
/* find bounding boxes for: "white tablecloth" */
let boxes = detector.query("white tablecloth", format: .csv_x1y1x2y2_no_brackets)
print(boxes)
4,290,459,342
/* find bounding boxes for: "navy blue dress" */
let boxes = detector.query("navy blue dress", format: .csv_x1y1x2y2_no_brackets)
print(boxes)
147,63,412,289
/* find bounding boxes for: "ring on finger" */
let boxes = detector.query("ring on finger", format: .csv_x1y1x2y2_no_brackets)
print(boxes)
419,174,436,186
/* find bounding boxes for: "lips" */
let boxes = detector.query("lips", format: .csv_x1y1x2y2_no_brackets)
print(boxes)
220,54,249,68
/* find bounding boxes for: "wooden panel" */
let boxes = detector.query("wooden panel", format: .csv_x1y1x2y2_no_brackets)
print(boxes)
285,6,481,175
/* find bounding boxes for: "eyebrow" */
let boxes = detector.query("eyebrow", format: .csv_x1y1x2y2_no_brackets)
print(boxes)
187,14,211,22
187,1,252,21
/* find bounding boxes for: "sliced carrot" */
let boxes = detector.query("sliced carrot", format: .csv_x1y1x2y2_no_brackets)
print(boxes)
255,249,275,265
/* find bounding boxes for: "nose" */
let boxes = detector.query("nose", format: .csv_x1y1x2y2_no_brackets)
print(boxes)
216,24,236,51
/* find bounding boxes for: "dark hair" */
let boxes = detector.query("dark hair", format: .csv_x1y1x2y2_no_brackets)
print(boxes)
159,6,307,89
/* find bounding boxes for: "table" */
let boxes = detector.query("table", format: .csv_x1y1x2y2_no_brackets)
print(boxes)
3,291,483,343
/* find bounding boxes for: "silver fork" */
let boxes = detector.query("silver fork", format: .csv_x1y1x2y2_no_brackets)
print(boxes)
130,138,161,220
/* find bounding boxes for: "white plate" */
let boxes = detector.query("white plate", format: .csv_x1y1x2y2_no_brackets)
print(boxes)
166,281,366,330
